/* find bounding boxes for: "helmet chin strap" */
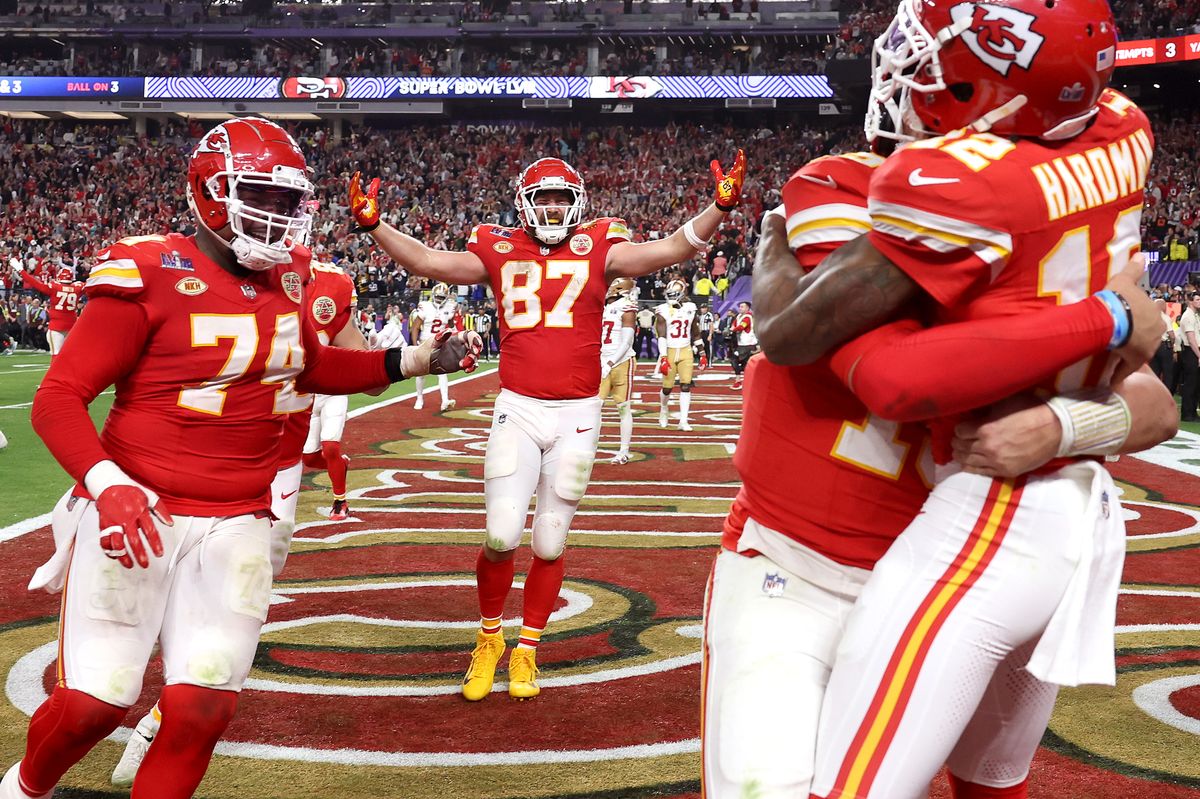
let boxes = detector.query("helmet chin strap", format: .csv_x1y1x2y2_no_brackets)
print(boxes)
970,95,1029,134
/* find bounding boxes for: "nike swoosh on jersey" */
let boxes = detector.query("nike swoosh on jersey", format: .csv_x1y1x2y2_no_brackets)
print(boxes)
908,169,961,187
575,427,594,434
800,174,838,189
281,490,298,500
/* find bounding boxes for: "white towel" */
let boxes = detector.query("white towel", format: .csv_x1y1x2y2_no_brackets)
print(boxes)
27,492,88,593
1026,461,1126,687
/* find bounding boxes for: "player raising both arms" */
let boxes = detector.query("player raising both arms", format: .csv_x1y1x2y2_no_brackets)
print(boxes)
599,277,639,464
12,263,83,357
350,149,746,699
411,281,462,411
655,279,705,431
2,117,480,799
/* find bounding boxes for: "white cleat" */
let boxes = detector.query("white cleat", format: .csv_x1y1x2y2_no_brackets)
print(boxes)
658,412,668,428
441,398,456,411
414,397,425,410
111,718,156,787
678,420,692,431
611,452,630,465
2,763,51,798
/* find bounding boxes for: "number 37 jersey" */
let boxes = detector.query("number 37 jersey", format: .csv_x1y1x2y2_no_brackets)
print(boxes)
468,219,630,399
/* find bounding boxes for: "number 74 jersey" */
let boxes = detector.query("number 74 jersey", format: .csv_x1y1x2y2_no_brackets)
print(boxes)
468,219,631,400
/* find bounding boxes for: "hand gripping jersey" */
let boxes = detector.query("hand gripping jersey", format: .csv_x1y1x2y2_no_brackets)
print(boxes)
729,153,933,570
655,301,698,348
468,218,631,399
277,261,357,467
21,272,84,332
600,296,638,367
866,89,1153,459
415,298,459,341
82,233,315,515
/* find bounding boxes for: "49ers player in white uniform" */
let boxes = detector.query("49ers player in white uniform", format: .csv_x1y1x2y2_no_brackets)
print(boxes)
655,279,705,431
411,282,462,411
598,277,639,464
2,117,479,799
350,149,746,699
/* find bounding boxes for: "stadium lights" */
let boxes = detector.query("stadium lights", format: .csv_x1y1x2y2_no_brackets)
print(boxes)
63,111,126,120
0,111,49,119
174,112,234,120
258,112,322,120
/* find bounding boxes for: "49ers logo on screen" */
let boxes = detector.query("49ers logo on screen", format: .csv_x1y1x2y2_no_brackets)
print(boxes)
950,2,1045,76
281,77,347,100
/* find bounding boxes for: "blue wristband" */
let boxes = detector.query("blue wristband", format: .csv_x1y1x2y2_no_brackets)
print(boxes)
1094,290,1132,350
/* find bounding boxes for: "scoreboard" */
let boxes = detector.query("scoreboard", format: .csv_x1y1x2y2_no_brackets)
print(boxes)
1115,34,1200,67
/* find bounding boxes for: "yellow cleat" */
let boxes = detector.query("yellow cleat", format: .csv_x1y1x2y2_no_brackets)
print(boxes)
462,630,506,702
507,647,540,700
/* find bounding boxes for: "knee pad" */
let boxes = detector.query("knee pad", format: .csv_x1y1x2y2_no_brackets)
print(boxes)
269,520,295,578
180,628,240,688
681,382,693,392
531,511,570,561
555,448,595,503
661,388,673,397
485,497,526,553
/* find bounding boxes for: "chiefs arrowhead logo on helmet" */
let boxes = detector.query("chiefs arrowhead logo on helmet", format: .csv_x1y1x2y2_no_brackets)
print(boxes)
952,3,1045,76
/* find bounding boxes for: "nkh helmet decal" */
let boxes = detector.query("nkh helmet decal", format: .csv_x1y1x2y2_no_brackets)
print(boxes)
865,0,1116,146
187,116,314,271
514,158,587,246
665,279,687,304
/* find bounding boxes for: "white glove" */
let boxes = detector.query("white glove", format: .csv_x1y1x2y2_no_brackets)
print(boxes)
9,258,24,273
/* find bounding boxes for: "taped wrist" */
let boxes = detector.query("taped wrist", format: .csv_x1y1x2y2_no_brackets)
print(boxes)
657,338,668,356
682,219,709,250
1047,389,1132,458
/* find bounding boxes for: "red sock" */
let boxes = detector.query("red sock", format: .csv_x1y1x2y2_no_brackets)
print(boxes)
302,450,326,469
948,773,1028,799
322,441,347,498
522,555,565,631
476,549,515,621
132,684,238,799
20,686,127,794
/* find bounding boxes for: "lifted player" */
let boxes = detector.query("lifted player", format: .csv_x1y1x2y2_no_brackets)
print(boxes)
655,278,706,431
599,277,639,464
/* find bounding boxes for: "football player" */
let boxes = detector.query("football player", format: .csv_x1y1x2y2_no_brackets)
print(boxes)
729,301,756,389
745,2,1172,796
599,277,639,464
654,279,706,431
12,263,83,358
3,117,480,799
350,149,746,699
411,281,462,411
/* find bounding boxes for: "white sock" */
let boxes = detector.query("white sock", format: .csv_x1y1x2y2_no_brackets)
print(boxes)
618,402,633,453
439,373,449,403
660,393,669,416
414,375,425,397
680,391,691,421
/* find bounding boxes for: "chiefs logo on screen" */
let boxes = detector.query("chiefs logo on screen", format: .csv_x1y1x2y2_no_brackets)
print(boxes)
950,2,1045,76
281,77,347,100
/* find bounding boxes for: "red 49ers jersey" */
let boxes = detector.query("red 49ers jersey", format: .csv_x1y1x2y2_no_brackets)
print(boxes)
867,89,1152,458
729,153,933,570
86,233,314,515
21,273,83,332
278,261,357,467
468,218,631,399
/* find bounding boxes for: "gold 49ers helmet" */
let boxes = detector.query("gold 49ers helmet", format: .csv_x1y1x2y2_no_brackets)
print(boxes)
665,279,687,304
431,282,452,305
607,277,635,302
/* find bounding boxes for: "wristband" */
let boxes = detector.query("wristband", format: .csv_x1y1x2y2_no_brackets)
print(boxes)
715,199,737,213
1094,290,1132,350
384,347,406,382
352,220,381,234
682,220,709,251
1047,389,1132,458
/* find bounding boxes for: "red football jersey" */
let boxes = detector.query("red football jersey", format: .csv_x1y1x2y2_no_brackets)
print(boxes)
21,272,83,332
80,233,314,515
467,218,631,399
729,153,934,570
277,261,358,467
866,89,1152,458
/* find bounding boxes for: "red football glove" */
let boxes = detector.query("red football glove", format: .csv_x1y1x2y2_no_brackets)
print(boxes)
349,171,381,232
96,485,172,569
699,353,709,369
711,149,746,212
657,356,670,376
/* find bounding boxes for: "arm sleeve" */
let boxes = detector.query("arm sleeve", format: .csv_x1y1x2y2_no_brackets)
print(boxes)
831,297,1116,422
610,325,635,365
21,272,51,296
30,297,150,482
296,309,391,394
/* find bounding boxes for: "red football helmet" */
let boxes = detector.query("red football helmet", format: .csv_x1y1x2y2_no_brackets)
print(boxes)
56,266,73,282
867,0,1117,144
514,158,587,246
187,116,314,271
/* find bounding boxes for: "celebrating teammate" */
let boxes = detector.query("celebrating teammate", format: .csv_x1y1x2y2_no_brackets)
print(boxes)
743,1,1172,796
655,279,705,431
599,277,639,464
411,282,462,411
729,301,756,390
12,263,83,358
2,117,480,799
350,149,746,699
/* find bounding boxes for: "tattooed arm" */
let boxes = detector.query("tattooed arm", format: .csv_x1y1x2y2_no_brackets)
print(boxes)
753,213,920,366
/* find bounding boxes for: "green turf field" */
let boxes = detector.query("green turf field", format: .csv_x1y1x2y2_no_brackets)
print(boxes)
0,352,498,527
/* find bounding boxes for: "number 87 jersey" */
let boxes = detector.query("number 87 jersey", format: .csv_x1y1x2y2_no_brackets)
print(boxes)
468,218,631,400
